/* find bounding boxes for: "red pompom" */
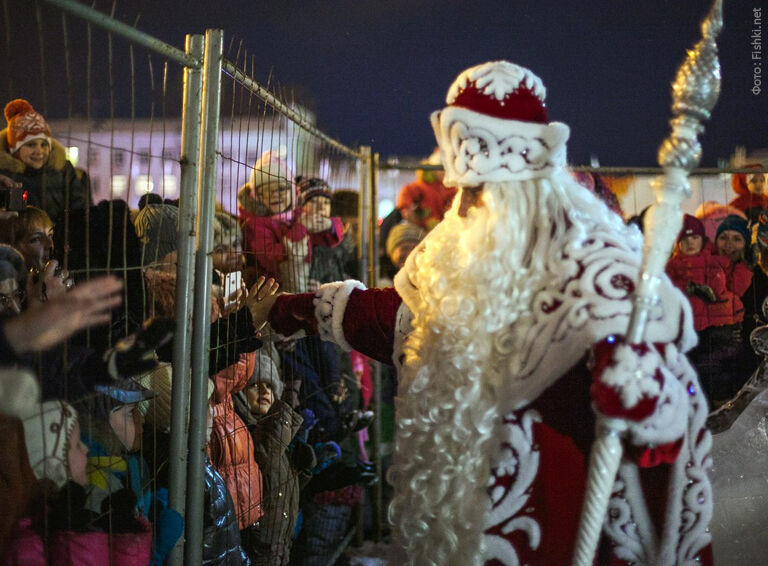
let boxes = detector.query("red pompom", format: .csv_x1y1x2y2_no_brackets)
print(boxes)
4,99,34,122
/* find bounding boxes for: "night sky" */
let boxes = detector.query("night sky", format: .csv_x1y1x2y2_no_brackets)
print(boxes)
1,0,765,166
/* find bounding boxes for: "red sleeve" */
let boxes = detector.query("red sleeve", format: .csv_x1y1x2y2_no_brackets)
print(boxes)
342,288,401,364
269,292,318,336
731,262,754,297
308,216,344,248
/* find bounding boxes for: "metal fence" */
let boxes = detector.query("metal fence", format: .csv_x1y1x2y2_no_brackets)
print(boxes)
0,1,384,565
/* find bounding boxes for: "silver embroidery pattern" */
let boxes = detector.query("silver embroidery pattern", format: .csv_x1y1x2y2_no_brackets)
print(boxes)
482,409,542,565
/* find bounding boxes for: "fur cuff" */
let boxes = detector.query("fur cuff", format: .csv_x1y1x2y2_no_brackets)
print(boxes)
313,280,366,351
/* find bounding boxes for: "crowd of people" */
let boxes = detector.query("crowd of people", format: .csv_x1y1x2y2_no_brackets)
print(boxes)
0,98,376,565
0,56,766,565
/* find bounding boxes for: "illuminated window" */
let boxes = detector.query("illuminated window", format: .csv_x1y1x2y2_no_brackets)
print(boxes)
111,175,128,196
162,175,177,196
65,147,79,167
135,175,154,194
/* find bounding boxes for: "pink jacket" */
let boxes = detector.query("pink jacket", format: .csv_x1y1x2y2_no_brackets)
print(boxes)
238,208,343,283
2,516,151,566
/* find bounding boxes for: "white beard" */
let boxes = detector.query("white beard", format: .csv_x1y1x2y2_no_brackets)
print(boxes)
389,173,636,565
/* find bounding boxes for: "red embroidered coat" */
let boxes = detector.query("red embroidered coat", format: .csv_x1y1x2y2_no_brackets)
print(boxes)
268,273,713,566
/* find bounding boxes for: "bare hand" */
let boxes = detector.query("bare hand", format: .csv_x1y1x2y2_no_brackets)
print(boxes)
246,276,281,332
27,260,73,306
0,174,21,190
4,275,123,354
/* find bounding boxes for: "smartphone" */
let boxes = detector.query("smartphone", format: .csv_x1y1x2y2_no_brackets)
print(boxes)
223,271,242,307
0,187,27,211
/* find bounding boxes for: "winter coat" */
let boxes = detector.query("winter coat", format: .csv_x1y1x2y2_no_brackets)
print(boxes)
202,456,251,566
666,250,738,330
234,397,305,566
730,171,768,221
208,350,263,530
279,334,353,443
0,132,92,222
395,172,457,231
238,205,343,284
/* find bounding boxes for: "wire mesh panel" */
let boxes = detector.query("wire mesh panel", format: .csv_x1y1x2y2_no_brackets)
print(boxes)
0,1,200,564
208,42,375,565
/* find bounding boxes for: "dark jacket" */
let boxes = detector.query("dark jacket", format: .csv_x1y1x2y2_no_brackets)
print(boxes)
0,133,92,221
234,396,306,566
203,456,251,566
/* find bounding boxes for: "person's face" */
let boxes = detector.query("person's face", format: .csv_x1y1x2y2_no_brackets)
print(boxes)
678,234,703,256
257,182,293,215
245,381,274,415
67,421,89,486
391,241,418,269
458,186,484,217
0,278,22,314
109,403,143,451
212,238,243,273
747,173,767,196
18,222,53,270
716,230,746,262
304,196,331,221
14,138,51,170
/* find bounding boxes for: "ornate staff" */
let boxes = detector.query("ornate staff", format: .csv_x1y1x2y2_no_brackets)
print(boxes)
573,1,723,564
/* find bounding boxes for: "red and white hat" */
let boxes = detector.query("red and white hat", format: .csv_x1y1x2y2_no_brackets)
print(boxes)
430,61,570,187
4,99,51,155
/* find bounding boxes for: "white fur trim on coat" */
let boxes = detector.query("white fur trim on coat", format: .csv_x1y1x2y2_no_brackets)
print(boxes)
430,106,570,186
313,280,366,352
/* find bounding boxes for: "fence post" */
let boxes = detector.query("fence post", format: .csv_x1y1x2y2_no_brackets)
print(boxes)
167,33,204,566
184,28,223,566
358,146,372,285
369,152,384,542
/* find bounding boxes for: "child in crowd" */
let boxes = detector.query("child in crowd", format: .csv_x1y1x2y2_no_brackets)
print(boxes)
3,399,152,565
78,380,183,566
385,221,425,271
234,353,313,566
666,214,743,403
237,152,343,292
138,364,252,565
0,99,91,222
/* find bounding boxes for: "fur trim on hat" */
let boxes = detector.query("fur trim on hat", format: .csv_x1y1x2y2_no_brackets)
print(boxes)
0,127,70,174
432,106,570,186
0,367,40,418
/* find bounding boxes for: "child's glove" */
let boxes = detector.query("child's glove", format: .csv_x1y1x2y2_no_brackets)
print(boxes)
686,282,719,303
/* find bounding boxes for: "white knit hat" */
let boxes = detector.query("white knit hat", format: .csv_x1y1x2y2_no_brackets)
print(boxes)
22,400,78,488
249,150,294,191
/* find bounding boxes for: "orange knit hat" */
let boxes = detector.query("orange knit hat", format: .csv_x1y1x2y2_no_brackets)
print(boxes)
4,99,51,154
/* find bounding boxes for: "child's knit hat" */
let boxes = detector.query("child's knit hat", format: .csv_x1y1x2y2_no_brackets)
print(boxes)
4,99,51,155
